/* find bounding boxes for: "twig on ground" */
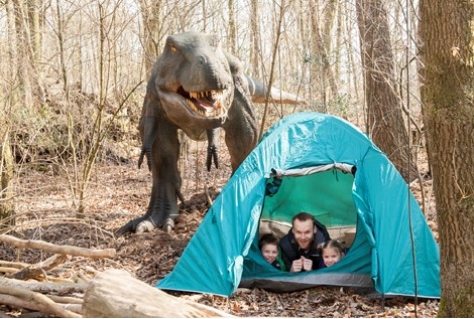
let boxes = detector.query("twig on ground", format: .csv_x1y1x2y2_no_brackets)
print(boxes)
10,254,68,280
0,234,116,258
0,260,29,269
0,287,81,318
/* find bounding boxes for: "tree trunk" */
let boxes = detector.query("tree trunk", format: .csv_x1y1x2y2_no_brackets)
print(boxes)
27,0,42,67
228,0,236,54
250,0,260,78
138,1,163,75
355,0,417,183
12,0,45,105
0,129,15,230
418,0,474,317
13,1,33,108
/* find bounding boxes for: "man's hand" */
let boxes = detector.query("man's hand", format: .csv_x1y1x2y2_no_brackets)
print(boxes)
290,258,303,272
301,256,313,271
290,257,313,272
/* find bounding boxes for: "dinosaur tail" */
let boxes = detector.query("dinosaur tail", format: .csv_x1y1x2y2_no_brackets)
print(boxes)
246,75,306,105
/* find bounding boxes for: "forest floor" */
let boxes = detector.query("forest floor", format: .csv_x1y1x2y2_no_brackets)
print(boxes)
0,134,439,318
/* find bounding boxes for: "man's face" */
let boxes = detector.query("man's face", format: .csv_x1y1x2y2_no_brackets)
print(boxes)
292,219,315,250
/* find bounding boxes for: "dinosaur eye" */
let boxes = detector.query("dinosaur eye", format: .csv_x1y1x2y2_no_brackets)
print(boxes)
170,46,177,53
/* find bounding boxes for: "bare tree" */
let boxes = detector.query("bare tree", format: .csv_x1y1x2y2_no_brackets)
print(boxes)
250,0,260,77
0,121,14,230
419,0,474,316
12,0,45,106
228,0,236,53
137,1,164,75
0,2,19,229
356,0,417,182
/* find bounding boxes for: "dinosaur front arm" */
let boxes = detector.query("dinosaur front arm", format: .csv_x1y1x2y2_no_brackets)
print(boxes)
206,128,220,171
138,116,157,170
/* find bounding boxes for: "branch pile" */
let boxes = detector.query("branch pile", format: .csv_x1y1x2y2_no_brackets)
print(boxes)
0,234,113,317
0,235,232,318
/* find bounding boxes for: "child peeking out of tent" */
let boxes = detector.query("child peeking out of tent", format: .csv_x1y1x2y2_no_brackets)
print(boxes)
259,233,286,271
320,240,346,267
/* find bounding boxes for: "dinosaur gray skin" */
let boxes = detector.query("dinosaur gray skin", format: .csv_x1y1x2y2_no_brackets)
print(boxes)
116,31,303,236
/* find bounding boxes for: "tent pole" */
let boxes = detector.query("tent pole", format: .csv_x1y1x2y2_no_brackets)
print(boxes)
404,0,419,315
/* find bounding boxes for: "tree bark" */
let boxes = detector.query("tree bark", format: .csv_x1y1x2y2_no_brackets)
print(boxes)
137,1,163,75
228,0,236,54
356,0,417,182
0,126,14,229
0,276,86,295
309,0,337,107
250,0,260,78
418,0,474,316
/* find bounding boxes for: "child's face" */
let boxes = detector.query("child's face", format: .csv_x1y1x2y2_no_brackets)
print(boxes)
322,247,343,267
261,243,279,264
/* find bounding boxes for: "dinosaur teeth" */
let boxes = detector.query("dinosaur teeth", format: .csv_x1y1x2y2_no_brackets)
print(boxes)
186,90,226,117
186,99,198,113
189,90,224,101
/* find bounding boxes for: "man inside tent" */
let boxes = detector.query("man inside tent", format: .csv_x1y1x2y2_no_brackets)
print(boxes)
279,212,331,272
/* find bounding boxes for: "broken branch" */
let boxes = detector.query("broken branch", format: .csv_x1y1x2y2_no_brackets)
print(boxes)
0,287,81,318
0,234,116,258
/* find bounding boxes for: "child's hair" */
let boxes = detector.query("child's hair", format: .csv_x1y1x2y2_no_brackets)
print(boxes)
259,233,279,250
320,239,346,255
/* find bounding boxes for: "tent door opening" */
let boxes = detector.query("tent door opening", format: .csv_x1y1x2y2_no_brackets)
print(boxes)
259,165,358,248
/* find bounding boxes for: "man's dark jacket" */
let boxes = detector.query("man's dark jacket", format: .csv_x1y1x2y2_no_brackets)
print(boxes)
279,221,331,271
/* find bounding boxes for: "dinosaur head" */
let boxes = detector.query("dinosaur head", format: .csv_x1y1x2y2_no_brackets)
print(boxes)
154,32,234,137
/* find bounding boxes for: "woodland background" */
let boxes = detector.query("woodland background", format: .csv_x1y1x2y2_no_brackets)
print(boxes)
0,0,472,317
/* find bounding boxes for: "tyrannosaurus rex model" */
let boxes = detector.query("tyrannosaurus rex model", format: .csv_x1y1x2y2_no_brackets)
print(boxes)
116,31,303,236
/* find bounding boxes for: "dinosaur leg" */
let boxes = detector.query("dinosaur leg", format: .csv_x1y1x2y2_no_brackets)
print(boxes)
116,117,181,236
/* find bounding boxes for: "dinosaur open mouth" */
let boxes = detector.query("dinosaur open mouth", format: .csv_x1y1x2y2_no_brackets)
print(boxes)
178,86,225,117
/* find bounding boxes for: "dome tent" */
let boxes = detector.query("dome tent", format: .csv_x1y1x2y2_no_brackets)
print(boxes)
157,112,440,298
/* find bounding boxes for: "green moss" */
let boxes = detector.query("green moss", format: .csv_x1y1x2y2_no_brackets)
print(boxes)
438,288,474,317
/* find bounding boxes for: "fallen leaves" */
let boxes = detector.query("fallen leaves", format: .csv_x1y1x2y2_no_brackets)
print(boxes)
0,143,439,317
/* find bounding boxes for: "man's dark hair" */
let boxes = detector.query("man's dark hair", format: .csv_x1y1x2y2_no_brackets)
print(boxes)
291,212,315,226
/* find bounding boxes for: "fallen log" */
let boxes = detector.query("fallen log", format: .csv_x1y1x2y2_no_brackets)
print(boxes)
82,269,234,318
0,277,87,294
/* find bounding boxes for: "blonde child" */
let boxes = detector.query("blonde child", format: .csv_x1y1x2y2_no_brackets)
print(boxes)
320,240,346,267
259,233,286,271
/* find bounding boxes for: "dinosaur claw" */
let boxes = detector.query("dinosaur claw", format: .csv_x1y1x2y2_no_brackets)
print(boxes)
176,190,185,204
138,150,145,169
206,145,218,171
136,220,155,234
115,221,136,238
164,218,174,233
206,146,213,172
212,147,218,169
138,148,153,171
146,149,152,171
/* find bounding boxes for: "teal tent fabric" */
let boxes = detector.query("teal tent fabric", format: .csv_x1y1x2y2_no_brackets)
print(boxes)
157,112,440,298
